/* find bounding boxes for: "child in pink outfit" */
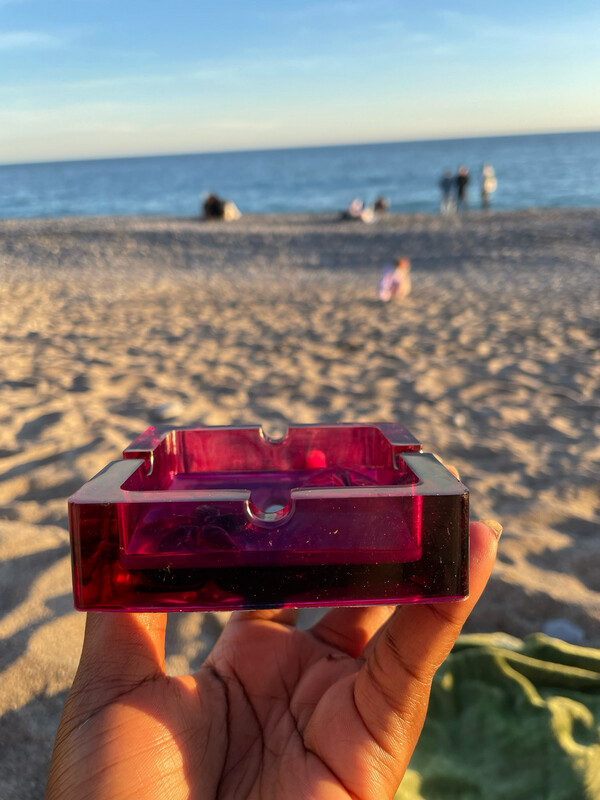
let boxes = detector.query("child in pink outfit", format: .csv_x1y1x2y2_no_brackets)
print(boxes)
378,257,412,302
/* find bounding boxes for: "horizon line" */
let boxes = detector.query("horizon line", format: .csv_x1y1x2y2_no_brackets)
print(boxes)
1,126,599,169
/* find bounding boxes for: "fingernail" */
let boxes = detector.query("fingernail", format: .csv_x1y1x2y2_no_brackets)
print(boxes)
480,519,503,540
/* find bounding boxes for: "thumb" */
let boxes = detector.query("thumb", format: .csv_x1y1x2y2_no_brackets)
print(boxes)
67,612,167,718
354,520,499,785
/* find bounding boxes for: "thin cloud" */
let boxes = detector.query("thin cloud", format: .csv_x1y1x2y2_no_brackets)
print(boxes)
0,72,179,96
0,31,62,50
438,10,539,41
215,120,276,130
437,9,599,48
0,55,329,97
268,0,370,22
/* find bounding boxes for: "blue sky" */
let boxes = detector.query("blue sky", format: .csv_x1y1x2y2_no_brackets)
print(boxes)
1,0,599,163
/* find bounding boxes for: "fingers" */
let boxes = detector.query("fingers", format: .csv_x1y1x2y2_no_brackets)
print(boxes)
310,605,395,658
353,520,499,775
231,608,299,627
55,612,168,734
432,452,460,480
76,612,167,694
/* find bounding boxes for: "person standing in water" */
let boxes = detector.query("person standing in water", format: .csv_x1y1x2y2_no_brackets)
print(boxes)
439,169,454,214
481,163,497,210
456,165,470,211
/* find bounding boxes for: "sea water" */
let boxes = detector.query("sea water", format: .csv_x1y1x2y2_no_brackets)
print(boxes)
1,131,599,219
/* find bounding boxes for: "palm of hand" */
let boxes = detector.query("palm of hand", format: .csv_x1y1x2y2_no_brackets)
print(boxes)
47,522,498,800
56,614,391,800
202,614,380,799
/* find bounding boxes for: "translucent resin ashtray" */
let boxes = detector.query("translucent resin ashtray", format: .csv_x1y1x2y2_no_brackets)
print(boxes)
68,423,469,611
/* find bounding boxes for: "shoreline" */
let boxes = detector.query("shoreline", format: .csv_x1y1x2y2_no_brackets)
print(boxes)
2,204,599,225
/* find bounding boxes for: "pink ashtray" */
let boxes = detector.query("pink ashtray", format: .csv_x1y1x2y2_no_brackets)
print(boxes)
68,423,468,611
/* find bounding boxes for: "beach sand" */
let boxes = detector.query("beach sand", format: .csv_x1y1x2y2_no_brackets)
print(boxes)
1,209,599,797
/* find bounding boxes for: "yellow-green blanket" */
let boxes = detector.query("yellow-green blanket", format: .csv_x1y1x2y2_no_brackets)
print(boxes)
396,633,600,800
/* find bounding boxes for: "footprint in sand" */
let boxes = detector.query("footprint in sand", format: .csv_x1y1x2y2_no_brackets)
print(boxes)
16,411,63,442
67,374,90,393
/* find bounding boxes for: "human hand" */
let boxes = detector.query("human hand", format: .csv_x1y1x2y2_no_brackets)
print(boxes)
47,520,499,800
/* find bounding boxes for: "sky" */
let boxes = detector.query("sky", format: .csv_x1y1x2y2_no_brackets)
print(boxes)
1,0,600,164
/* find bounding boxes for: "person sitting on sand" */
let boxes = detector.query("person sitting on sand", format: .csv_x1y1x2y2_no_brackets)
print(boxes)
348,197,365,219
202,193,242,221
374,195,390,213
378,257,412,302
342,197,375,223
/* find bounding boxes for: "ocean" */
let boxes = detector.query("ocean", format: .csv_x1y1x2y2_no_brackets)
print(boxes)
1,131,599,220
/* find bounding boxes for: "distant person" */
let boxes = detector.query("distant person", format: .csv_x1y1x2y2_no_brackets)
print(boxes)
456,166,470,211
202,193,225,219
342,197,374,223
348,197,365,218
378,257,412,302
223,200,242,221
439,169,454,214
374,196,390,213
202,193,241,221
480,163,497,210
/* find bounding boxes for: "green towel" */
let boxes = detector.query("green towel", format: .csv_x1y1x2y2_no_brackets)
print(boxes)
396,633,600,800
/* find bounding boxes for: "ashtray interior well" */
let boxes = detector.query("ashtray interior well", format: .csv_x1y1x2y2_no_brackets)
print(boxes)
117,424,423,565
121,424,420,505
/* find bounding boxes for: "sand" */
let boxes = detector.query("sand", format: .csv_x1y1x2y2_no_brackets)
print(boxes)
1,208,599,797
